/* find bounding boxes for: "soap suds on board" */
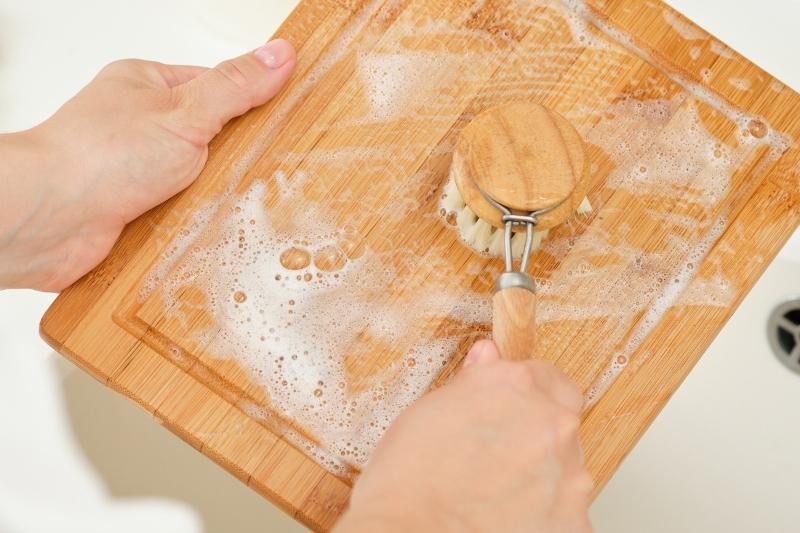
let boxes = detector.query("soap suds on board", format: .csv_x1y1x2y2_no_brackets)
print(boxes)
138,0,794,476
729,77,752,92
147,176,491,474
662,10,706,41
588,97,737,207
710,40,736,59
358,51,461,122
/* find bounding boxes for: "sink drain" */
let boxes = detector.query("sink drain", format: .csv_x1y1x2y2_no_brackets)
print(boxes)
768,298,800,374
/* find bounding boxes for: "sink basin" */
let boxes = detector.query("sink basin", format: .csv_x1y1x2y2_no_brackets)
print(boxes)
590,256,800,532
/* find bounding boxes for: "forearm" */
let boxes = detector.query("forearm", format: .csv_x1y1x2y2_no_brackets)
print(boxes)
0,130,49,287
333,484,464,533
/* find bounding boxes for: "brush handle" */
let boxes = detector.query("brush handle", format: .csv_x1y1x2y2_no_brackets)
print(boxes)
492,273,538,361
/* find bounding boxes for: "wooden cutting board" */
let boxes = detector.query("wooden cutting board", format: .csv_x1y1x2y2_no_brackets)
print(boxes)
41,0,800,530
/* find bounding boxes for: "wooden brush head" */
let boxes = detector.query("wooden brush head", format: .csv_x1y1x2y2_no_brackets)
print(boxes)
451,103,589,230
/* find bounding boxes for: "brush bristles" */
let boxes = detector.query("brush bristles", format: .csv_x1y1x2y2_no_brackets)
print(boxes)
577,196,592,215
441,174,591,257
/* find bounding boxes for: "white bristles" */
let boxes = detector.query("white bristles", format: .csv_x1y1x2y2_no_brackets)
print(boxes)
441,174,591,257
577,196,593,214
441,178,466,211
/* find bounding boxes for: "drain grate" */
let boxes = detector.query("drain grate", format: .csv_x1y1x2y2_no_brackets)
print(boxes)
768,299,800,374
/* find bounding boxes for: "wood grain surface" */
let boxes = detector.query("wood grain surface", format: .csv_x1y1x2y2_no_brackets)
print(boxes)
452,102,590,230
493,286,539,361
457,104,581,210
41,0,800,531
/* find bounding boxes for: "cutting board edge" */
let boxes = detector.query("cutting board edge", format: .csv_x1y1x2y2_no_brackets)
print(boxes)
41,309,348,533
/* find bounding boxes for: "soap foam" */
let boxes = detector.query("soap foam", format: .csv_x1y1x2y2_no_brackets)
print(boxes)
662,10,706,41
358,51,460,122
588,97,736,207
138,0,795,476
583,216,728,405
729,78,752,92
710,40,736,59
149,179,490,474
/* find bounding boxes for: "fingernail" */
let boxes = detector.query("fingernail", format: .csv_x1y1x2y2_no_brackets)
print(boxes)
254,39,294,69
463,342,487,367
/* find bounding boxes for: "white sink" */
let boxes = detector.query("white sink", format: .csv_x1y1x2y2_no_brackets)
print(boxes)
0,1,797,532
590,257,800,532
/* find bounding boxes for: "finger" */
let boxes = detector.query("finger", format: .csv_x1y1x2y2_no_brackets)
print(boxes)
174,39,296,139
526,360,584,413
156,64,209,87
462,339,501,368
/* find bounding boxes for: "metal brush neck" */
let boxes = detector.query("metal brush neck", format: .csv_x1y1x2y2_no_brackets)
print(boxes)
479,190,563,278
501,211,537,273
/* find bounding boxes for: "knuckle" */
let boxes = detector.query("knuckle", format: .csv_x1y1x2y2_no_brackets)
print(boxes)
479,361,530,388
567,383,585,413
554,408,581,440
562,379,585,409
99,58,139,77
528,359,558,374
171,87,219,143
174,112,215,147
540,427,559,454
168,85,188,113
531,360,585,411
576,471,595,494
502,363,537,389
216,60,251,92
527,360,559,388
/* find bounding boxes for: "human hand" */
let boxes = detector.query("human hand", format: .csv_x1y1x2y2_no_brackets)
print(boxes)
0,39,296,291
335,340,593,533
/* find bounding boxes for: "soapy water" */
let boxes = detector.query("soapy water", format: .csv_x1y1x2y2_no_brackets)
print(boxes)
589,97,737,207
156,181,486,470
661,10,705,41
137,0,792,475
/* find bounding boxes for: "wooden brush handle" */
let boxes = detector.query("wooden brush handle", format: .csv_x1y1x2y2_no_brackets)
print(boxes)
492,275,537,361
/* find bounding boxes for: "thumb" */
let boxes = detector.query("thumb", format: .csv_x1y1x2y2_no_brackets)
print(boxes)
462,339,501,368
175,39,296,139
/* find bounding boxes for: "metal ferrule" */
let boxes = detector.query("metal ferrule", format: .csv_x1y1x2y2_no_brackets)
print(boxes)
495,271,536,293
478,187,566,294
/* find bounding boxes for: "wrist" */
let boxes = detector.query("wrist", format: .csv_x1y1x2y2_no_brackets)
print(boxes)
0,126,101,291
334,496,458,533
335,509,441,533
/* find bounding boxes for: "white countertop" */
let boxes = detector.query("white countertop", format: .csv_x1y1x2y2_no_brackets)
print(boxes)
0,1,798,532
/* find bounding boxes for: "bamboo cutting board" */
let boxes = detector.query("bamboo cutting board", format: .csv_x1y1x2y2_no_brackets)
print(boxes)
41,0,800,530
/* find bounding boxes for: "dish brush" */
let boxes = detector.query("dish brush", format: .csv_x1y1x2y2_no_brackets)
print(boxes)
444,103,592,360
